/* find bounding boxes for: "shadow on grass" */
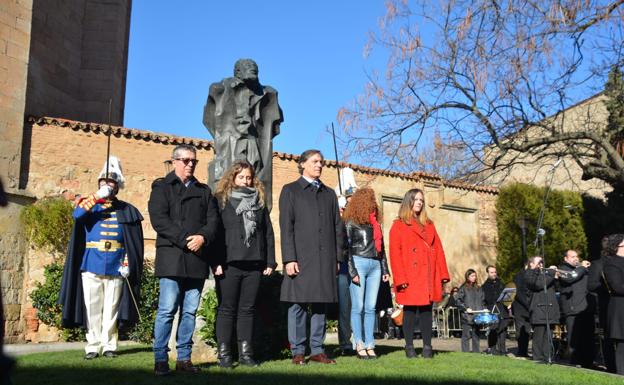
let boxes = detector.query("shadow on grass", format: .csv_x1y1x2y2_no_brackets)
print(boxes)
9,366,556,385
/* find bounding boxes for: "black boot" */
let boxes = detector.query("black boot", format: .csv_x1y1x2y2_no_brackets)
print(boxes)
218,343,233,368
238,341,258,367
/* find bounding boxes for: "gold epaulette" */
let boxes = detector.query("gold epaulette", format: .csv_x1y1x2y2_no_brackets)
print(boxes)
77,194,98,211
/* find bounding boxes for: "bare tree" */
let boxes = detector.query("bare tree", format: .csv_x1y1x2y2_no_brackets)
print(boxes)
338,0,624,188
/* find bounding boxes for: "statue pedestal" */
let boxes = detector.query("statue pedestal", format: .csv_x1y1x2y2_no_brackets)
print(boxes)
167,279,217,364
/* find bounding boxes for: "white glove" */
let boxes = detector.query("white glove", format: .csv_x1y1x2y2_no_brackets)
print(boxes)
95,185,113,199
118,264,129,278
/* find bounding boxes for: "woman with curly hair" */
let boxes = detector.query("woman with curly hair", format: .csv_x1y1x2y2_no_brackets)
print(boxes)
603,234,624,374
343,188,390,359
389,188,449,359
213,160,276,368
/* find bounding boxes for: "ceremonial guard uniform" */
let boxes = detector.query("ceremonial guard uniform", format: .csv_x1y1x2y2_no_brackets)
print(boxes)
59,157,144,359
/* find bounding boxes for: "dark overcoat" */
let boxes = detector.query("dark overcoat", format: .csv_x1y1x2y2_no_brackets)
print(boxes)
218,199,276,269
279,177,343,303
148,172,220,279
604,256,624,340
557,262,592,316
59,200,144,328
526,268,560,325
455,284,485,324
511,269,532,319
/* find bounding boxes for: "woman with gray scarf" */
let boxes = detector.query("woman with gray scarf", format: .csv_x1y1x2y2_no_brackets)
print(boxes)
213,161,276,368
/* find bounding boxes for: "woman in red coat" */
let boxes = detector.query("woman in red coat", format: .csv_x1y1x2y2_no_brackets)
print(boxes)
389,188,450,358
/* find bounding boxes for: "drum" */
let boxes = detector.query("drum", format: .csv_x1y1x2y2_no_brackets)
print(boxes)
474,312,499,326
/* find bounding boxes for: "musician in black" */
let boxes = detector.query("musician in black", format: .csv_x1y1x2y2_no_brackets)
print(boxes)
482,265,511,355
526,256,560,363
558,249,594,368
511,259,533,358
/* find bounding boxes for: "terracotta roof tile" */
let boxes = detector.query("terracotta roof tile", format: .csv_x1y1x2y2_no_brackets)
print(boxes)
30,116,498,194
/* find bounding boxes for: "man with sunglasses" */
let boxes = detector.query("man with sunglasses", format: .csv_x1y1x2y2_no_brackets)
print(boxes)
149,144,219,376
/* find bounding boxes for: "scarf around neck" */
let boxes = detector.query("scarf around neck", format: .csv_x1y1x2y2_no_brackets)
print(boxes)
230,187,263,247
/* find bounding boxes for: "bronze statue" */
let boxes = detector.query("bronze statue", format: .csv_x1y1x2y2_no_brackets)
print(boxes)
203,59,283,210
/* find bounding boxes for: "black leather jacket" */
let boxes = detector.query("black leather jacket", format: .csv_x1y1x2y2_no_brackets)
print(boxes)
345,221,389,279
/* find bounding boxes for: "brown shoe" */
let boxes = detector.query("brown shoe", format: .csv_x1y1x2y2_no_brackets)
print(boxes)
175,360,201,373
308,353,336,364
292,354,306,365
154,361,170,376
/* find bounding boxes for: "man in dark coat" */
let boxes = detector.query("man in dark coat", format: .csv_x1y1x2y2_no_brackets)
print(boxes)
526,256,560,363
588,237,616,373
511,261,532,358
558,249,595,368
603,234,624,375
59,157,144,359
279,149,344,365
148,144,220,376
482,265,511,355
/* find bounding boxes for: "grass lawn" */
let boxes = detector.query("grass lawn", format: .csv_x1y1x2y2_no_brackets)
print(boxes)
11,345,622,385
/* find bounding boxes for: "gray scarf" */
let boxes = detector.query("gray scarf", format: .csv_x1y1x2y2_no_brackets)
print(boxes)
230,187,263,247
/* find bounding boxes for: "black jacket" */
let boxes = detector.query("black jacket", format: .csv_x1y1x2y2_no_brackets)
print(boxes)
218,198,276,269
279,177,344,303
512,269,532,319
557,261,592,316
345,221,389,279
482,277,511,319
526,268,560,325
588,257,611,329
604,256,624,340
148,172,220,279
455,284,485,324
59,200,144,328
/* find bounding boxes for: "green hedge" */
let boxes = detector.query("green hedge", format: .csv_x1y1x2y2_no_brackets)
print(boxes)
496,183,587,283
21,197,74,255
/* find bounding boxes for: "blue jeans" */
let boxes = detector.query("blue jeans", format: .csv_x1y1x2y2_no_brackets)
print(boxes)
349,256,381,349
153,277,205,362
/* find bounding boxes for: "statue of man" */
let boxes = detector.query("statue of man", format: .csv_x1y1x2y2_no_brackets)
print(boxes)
203,59,283,210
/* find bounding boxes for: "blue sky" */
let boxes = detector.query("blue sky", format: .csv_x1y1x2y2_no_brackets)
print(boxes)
124,1,388,161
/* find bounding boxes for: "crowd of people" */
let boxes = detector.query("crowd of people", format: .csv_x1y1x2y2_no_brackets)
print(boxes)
440,248,624,375
56,144,624,377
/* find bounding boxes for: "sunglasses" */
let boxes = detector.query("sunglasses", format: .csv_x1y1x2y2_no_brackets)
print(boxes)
174,158,199,166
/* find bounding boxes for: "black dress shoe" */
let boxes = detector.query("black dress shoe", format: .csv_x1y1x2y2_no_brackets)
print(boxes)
154,361,170,376
405,346,416,358
102,351,117,358
423,345,433,359
84,352,98,360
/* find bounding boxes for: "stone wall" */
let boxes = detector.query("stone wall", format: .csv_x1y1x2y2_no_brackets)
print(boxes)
25,0,131,125
4,117,498,343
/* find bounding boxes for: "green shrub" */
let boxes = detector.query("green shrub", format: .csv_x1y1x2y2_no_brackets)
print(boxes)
126,264,160,344
21,197,74,255
29,263,84,341
198,271,290,360
496,183,587,283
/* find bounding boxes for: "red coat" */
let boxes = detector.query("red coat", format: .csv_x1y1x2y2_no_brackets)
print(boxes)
389,219,450,306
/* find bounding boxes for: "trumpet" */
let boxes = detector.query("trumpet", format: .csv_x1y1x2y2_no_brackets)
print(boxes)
541,267,579,279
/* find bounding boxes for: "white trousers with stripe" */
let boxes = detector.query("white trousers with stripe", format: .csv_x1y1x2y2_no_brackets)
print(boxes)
81,272,123,354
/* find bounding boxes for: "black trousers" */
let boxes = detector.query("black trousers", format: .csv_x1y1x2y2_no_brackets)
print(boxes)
565,311,595,368
487,317,510,353
402,304,432,348
514,315,531,357
461,322,480,353
215,263,261,344
532,324,554,362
